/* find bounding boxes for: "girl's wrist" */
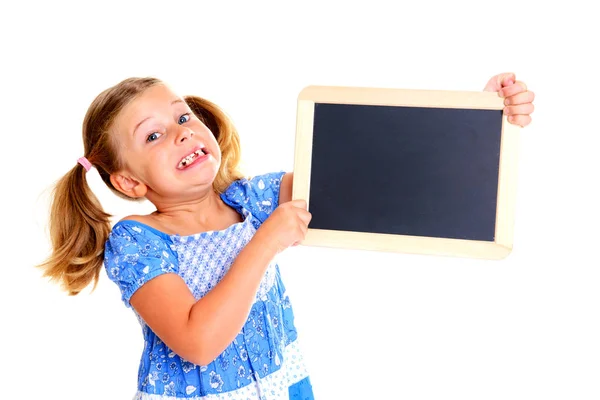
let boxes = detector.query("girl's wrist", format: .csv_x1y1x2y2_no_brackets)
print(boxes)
251,228,281,258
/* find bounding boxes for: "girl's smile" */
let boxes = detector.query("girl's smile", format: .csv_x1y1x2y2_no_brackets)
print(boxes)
177,145,210,170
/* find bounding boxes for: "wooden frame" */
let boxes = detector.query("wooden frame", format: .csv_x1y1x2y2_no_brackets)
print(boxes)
292,85,521,260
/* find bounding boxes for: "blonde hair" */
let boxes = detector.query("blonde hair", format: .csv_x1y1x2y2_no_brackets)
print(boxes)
38,77,244,295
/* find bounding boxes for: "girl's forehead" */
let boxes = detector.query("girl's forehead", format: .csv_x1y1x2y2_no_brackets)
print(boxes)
131,84,181,110
118,85,184,127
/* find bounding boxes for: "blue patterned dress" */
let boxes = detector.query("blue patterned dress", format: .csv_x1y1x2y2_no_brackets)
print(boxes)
104,171,314,400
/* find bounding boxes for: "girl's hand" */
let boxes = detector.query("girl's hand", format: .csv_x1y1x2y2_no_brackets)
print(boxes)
483,72,535,128
255,199,312,254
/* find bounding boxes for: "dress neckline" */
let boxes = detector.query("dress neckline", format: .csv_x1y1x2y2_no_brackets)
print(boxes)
113,206,252,240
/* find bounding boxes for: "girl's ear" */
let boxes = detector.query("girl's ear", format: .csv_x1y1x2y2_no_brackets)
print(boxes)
110,173,148,199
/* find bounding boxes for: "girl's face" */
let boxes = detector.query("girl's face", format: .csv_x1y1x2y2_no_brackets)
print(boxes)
111,84,222,203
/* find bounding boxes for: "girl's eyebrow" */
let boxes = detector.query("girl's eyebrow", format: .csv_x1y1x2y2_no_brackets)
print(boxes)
132,99,185,136
133,117,152,137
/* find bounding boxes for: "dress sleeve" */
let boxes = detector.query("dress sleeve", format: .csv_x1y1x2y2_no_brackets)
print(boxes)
221,171,286,224
103,222,179,308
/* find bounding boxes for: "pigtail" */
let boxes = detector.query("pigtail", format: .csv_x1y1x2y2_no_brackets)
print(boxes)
38,163,111,295
185,95,245,193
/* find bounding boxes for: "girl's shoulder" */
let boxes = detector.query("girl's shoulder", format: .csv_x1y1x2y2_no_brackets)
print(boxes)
224,171,286,194
110,216,172,241
222,171,287,223
104,217,178,308
106,218,175,264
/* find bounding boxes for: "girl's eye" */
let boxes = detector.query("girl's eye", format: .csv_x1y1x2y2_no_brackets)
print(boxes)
179,113,190,124
147,132,162,143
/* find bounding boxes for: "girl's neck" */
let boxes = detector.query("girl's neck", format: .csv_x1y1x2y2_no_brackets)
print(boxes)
141,190,243,236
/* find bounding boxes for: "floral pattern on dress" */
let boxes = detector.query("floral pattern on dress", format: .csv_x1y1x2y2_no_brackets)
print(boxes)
104,172,312,399
105,223,178,307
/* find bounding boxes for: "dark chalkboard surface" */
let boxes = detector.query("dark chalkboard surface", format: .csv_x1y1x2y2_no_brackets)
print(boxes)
292,86,520,260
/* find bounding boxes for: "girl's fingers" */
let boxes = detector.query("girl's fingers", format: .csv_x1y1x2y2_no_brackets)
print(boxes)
499,80,534,128
505,90,535,106
288,199,308,209
504,102,535,117
499,80,528,97
298,210,312,225
507,114,532,128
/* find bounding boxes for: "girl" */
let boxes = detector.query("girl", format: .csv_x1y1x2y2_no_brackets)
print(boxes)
38,74,534,399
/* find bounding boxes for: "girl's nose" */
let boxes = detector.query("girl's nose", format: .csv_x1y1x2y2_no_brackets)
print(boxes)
176,127,194,143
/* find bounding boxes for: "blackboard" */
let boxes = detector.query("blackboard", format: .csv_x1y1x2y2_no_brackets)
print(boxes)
292,86,520,260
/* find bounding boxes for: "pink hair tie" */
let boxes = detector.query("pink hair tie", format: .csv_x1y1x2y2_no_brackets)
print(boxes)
77,157,92,172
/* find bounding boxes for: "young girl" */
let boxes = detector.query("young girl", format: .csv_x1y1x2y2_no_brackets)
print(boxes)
38,74,534,399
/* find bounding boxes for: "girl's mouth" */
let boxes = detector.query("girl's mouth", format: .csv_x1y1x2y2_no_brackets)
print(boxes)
177,148,208,169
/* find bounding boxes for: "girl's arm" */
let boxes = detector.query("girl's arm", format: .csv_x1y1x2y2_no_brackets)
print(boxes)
129,199,310,366
279,172,293,205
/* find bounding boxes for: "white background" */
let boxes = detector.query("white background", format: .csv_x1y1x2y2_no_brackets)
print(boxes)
1,1,598,399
